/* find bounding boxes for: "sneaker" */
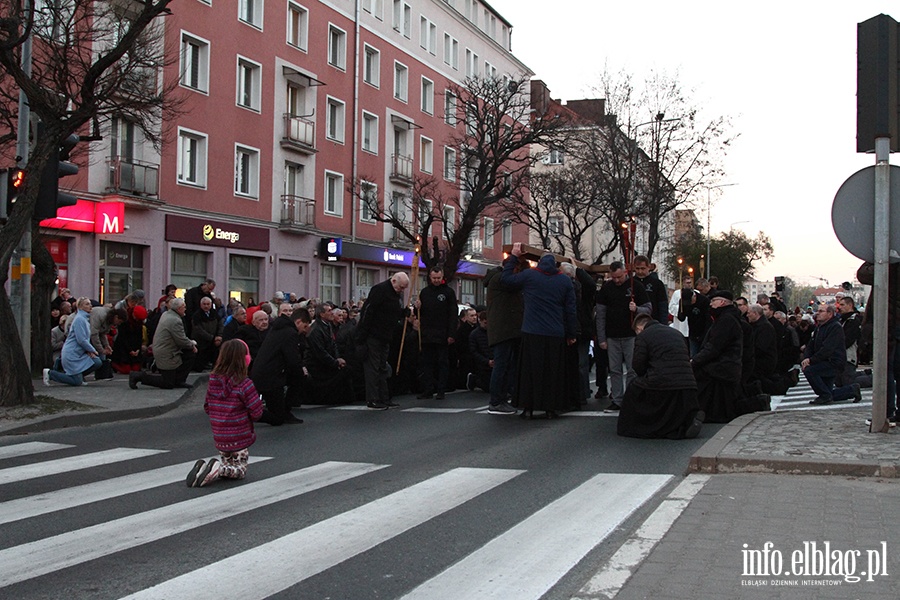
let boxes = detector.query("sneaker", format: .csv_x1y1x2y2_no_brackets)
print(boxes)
466,373,476,391
852,383,862,403
488,402,517,415
196,459,220,487
383,400,401,409
603,402,621,413
128,371,140,390
367,401,389,410
42,368,50,386
186,459,205,487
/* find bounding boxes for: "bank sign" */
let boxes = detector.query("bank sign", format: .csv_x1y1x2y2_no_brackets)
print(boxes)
166,215,269,251
39,200,125,233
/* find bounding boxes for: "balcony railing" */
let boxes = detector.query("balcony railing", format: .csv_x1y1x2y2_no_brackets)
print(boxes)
390,153,413,184
107,157,159,197
280,194,316,229
281,113,316,153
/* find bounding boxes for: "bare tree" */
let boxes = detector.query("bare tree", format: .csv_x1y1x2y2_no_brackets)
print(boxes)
0,0,180,406
352,76,568,281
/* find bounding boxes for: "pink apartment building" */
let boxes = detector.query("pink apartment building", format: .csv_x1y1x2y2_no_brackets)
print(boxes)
40,0,533,308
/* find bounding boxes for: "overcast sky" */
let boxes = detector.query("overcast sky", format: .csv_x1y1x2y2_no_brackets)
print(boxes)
489,0,893,288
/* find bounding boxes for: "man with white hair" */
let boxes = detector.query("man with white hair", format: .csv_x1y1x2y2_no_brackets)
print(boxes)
357,272,410,410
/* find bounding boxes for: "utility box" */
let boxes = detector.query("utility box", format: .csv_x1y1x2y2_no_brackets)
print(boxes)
857,14,900,153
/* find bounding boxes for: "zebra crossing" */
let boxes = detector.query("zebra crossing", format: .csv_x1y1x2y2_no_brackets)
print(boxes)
0,441,675,599
770,371,873,412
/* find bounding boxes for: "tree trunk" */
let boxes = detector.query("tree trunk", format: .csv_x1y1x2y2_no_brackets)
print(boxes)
0,285,35,406
31,229,56,374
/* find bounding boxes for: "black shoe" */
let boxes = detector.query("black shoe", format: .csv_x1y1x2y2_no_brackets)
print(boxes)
284,413,304,424
466,373,476,391
383,400,401,409
174,382,193,389
416,393,433,400
684,411,705,439
435,392,446,400
852,383,862,403
594,389,609,400
603,402,621,413
128,371,140,390
809,397,832,405
789,368,800,386
367,401,389,410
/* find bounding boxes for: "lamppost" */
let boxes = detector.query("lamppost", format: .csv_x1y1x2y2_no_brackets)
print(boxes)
677,256,684,288
629,113,681,255
705,183,738,279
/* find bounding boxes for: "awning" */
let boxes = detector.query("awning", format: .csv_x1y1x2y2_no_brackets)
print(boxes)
282,65,326,87
391,114,423,130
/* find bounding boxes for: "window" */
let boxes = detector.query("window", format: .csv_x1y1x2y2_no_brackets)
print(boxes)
419,16,436,54
328,24,347,69
465,0,478,25
171,249,209,293
360,181,377,222
392,0,411,37
443,205,455,236
229,255,260,308
236,56,261,111
484,217,494,248
362,112,379,153
484,61,497,79
238,0,263,28
177,127,207,187
443,34,459,70
547,148,565,165
363,44,380,87
465,49,479,78
362,0,383,18
326,97,346,143
444,91,457,126
443,146,457,181
417,199,433,232
357,268,377,299
549,216,562,236
320,264,344,304
234,144,260,198
110,116,135,160
420,77,434,115
324,171,344,216
419,136,433,173
287,2,309,51
394,61,408,102
502,220,512,245
180,32,209,92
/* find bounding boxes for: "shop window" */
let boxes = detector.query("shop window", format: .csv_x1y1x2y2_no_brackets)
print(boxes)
229,254,260,306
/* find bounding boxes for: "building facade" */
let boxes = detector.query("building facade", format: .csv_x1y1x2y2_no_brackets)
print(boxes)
40,0,532,307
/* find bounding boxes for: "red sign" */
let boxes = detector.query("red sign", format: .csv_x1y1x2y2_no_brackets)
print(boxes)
39,200,125,233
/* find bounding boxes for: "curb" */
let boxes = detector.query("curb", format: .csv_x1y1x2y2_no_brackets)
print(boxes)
687,411,899,478
0,375,208,436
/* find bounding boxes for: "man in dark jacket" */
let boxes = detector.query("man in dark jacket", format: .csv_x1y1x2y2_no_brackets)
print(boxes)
692,290,744,423
467,311,492,392
484,263,523,414
678,275,710,356
251,308,311,425
633,256,669,324
306,302,352,404
617,314,703,439
836,296,861,387
416,266,458,399
357,272,409,410
183,279,215,337
191,296,223,371
802,304,860,405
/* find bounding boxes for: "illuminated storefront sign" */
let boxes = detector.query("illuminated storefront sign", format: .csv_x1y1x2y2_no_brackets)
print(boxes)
39,200,125,233
166,214,269,251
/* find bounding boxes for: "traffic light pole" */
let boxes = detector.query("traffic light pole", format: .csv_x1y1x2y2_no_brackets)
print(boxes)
13,7,32,369
871,137,890,433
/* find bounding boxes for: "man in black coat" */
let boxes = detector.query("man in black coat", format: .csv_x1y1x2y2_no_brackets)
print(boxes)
416,266,458,399
802,304,860,405
183,279,215,337
633,256,669,325
678,275,710,357
306,302,352,404
691,290,744,423
357,272,409,410
251,308,311,425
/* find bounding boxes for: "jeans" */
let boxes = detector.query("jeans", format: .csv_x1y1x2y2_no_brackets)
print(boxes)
48,356,102,386
803,361,836,401
489,338,519,406
607,337,635,403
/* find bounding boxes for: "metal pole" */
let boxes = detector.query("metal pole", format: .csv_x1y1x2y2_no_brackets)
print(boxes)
16,4,33,369
871,136,890,433
706,188,711,279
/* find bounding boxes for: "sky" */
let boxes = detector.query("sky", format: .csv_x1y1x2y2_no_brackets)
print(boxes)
489,0,892,288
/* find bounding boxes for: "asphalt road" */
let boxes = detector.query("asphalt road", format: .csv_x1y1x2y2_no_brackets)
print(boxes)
0,391,713,600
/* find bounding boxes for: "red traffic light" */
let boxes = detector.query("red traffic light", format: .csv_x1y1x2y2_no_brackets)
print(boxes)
9,167,24,191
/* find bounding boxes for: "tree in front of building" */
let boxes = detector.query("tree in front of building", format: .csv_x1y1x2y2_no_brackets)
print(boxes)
0,1,180,406
667,228,773,296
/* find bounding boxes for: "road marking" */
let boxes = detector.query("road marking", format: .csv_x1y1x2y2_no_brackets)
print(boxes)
572,474,709,600
0,457,272,525
0,442,74,460
403,407,473,413
400,472,672,600
0,448,167,486
0,461,386,588
120,467,524,600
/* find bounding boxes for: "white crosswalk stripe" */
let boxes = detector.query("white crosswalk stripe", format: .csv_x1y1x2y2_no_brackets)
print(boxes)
0,442,74,460
0,447,167,486
771,372,872,411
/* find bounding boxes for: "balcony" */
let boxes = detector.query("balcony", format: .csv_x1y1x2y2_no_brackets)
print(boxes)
279,194,316,232
106,157,160,198
281,113,317,154
390,153,413,185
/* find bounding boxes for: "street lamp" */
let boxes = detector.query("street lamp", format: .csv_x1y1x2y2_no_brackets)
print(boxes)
705,183,738,279
677,256,684,288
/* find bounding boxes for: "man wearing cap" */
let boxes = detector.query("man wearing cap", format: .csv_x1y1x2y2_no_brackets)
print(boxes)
691,290,744,422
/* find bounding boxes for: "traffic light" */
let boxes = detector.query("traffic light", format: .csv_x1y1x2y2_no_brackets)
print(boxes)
35,133,80,221
0,167,25,220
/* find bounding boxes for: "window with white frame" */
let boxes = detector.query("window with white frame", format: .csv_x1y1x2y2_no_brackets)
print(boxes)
465,0,478,25
547,147,565,164
328,24,347,70
483,217,494,248
238,0,263,28
362,0,383,19
360,181,377,222
177,127,207,187
443,146,456,181
548,216,562,236
234,144,260,198
394,61,408,102
484,61,497,79
363,44,380,87
419,136,433,173
444,90,457,126
320,264,343,304
180,32,209,92
392,0,411,37
236,56,261,111
362,112,378,153
421,77,434,114
443,205,455,236
465,49,479,78
443,33,458,69
287,2,309,51
418,199,433,231
502,219,512,245
419,16,436,54
324,171,344,216
326,97,346,143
